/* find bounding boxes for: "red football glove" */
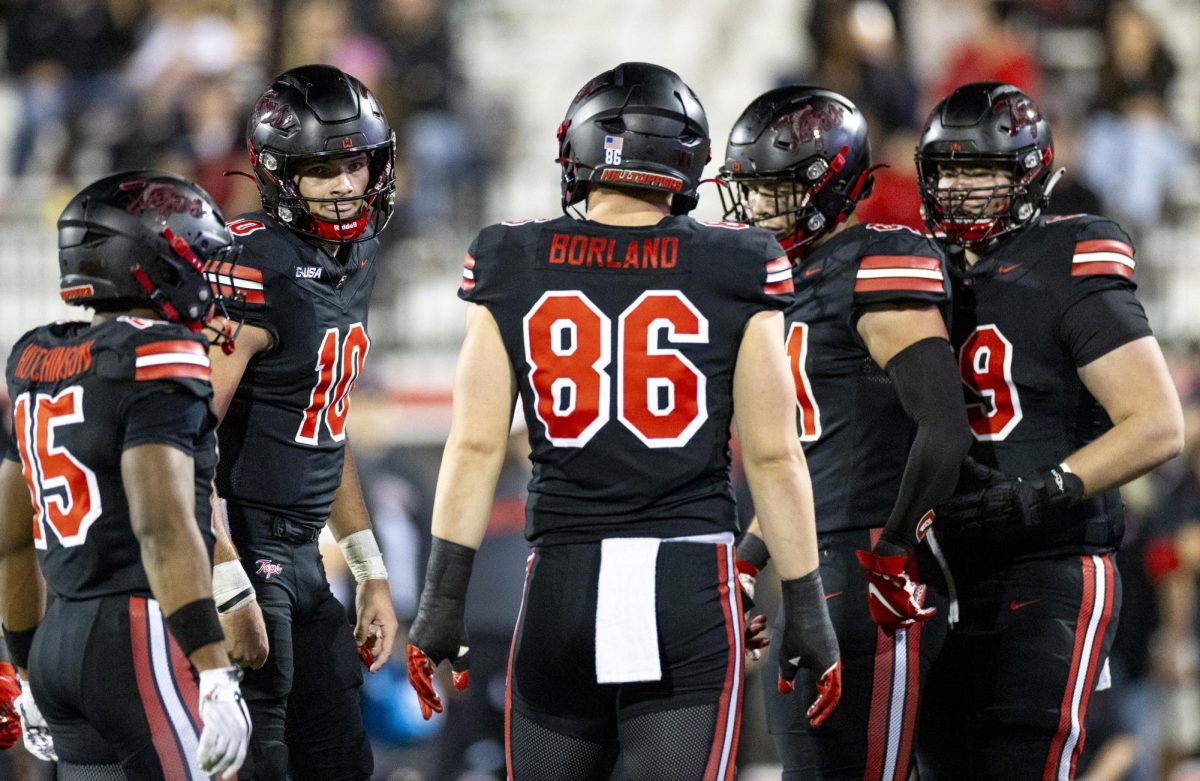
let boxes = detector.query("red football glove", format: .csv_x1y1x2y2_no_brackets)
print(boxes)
855,550,936,631
406,644,469,720
0,662,21,750
735,559,770,660
778,658,843,728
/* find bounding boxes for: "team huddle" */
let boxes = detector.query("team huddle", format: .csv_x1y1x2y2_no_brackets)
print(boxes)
0,58,1183,781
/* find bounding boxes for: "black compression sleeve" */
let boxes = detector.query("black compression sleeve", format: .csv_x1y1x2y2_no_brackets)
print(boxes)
880,337,973,552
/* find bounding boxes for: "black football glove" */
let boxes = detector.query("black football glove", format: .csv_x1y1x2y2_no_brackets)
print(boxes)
406,537,474,720
935,458,1084,543
777,571,842,727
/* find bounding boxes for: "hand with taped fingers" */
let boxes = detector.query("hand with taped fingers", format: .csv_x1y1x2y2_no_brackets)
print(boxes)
406,536,475,719
776,570,842,727
354,579,399,672
736,532,772,661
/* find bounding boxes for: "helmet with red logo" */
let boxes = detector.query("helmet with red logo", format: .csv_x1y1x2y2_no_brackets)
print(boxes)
719,86,875,257
57,170,239,332
247,64,396,244
558,62,710,215
916,82,1055,250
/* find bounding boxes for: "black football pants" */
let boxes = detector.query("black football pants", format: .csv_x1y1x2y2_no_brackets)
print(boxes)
763,527,950,781
228,504,372,781
916,553,1121,780
507,540,745,781
32,594,208,779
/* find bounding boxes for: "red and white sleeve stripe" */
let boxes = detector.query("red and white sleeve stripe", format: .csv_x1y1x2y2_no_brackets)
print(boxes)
134,340,210,382
855,255,945,294
460,254,476,293
203,262,265,305
1071,239,1134,279
763,256,793,296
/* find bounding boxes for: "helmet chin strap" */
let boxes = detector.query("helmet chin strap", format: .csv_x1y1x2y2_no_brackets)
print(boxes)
309,206,371,242
1042,167,1067,203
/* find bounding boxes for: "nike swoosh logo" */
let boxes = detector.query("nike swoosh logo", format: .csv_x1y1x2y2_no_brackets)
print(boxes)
998,264,1020,274
804,266,821,277
867,584,904,617
825,591,842,600
1009,599,1039,611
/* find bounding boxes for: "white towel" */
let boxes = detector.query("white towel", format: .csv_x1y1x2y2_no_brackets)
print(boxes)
595,538,662,683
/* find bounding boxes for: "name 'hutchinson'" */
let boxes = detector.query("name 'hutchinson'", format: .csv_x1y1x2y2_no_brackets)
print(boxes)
548,233,680,270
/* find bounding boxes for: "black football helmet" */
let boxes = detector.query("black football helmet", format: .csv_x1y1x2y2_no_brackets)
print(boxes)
916,82,1057,250
719,86,875,257
557,62,710,215
58,170,239,334
247,64,395,244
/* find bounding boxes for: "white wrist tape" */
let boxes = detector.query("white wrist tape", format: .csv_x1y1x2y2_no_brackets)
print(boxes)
213,561,255,614
338,530,388,583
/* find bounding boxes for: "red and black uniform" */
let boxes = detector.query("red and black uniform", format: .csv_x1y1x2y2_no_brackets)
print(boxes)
460,214,790,780
917,215,1149,780
213,211,377,780
762,223,952,780
4,317,216,779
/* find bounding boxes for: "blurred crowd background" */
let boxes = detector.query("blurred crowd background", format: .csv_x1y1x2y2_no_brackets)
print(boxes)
0,0,1198,779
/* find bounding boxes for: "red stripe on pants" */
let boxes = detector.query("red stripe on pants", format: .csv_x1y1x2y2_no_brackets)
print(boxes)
703,545,740,781
1043,557,1098,781
129,597,189,780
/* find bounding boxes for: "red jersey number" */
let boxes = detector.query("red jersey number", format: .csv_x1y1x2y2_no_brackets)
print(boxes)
959,324,1023,440
785,322,821,441
13,388,102,548
524,291,710,448
296,323,370,445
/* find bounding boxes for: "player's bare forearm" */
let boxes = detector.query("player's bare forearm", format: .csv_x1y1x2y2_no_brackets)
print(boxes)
210,486,242,565
743,456,819,579
0,460,44,632
734,310,820,580
328,442,374,540
1071,336,1183,495
430,303,519,550
123,445,218,616
207,320,272,423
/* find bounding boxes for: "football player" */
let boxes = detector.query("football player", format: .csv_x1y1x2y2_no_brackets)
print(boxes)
204,65,399,780
0,171,251,778
720,87,973,779
913,82,1184,779
405,62,842,779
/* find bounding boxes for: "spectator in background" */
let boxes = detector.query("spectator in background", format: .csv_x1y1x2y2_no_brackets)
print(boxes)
802,0,919,133
377,0,479,232
933,0,1040,104
4,0,138,188
1079,3,1190,234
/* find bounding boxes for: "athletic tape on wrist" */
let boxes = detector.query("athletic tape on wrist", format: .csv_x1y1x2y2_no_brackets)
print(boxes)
338,529,388,583
213,561,255,614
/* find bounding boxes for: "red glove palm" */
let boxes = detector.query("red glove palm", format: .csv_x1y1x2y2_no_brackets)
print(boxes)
0,662,21,750
855,550,936,631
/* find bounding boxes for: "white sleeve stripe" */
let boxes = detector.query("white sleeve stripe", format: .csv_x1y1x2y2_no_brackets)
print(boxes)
765,269,792,284
462,268,476,280
135,354,211,368
856,268,945,281
204,274,265,291
1072,252,1135,268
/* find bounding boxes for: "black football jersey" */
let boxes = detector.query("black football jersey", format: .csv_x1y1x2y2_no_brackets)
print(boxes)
3,317,217,600
212,212,378,530
460,215,792,545
949,214,1152,556
788,223,950,534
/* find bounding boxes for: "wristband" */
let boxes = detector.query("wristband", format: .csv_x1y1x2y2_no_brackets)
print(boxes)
338,530,389,583
165,598,225,657
736,532,771,571
2,624,36,670
213,560,255,614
